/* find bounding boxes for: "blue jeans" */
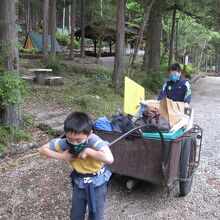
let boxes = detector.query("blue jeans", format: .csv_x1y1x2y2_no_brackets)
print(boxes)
70,182,108,220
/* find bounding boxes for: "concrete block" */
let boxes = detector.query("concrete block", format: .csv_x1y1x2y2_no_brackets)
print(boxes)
21,76,35,84
45,76,64,86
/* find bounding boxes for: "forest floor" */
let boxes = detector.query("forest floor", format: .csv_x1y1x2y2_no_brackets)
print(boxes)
1,57,220,220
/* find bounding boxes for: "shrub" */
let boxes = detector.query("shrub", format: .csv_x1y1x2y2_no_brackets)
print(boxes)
141,68,167,94
185,65,198,74
179,64,198,79
0,143,4,154
129,65,167,95
0,126,31,153
56,33,80,49
17,41,37,54
56,33,70,46
45,57,69,74
0,72,29,107
90,66,113,97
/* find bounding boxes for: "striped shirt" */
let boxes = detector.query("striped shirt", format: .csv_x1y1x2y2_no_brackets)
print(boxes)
49,133,112,188
49,133,109,174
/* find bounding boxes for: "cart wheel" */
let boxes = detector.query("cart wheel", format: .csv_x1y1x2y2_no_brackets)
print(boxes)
179,136,196,196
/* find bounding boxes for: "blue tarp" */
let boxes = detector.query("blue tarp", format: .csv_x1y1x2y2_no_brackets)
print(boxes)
26,32,62,52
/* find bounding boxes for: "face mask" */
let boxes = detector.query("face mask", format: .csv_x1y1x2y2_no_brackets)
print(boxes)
66,140,87,155
169,73,180,82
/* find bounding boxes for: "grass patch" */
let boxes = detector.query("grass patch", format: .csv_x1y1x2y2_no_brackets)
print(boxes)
27,59,169,120
0,126,31,151
59,66,123,117
27,63,124,119
0,114,35,155
23,114,37,130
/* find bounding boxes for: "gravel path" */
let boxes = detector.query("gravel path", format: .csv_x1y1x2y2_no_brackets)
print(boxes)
0,76,220,220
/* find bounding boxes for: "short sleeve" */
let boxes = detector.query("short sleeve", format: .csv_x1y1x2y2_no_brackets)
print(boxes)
88,134,109,150
49,138,69,152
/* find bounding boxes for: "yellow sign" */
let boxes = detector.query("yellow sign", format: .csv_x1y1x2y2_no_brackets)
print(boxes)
124,77,145,115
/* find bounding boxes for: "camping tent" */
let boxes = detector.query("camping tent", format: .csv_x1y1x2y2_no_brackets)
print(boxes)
24,32,62,52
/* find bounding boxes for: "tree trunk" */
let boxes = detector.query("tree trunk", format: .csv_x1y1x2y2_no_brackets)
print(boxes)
80,0,85,58
175,18,179,61
62,1,65,34
51,0,56,59
112,0,125,91
25,0,31,34
43,0,49,57
69,5,71,34
194,45,199,67
129,0,155,69
191,45,197,66
168,5,177,68
216,50,220,72
70,0,76,59
142,38,149,71
0,0,21,128
97,37,102,59
147,0,162,72
198,41,206,68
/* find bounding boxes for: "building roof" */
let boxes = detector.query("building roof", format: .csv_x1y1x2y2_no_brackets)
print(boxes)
75,23,139,42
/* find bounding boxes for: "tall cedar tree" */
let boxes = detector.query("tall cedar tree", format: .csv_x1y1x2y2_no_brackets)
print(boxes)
113,0,125,91
0,0,21,128
43,0,49,57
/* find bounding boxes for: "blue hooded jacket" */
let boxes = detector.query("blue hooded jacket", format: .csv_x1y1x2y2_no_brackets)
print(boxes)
158,79,191,104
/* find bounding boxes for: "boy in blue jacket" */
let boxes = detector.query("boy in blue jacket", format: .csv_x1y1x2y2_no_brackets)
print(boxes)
39,112,114,220
158,63,191,106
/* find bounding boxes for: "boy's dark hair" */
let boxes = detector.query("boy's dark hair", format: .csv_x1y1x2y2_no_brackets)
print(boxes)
64,112,92,135
169,63,181,72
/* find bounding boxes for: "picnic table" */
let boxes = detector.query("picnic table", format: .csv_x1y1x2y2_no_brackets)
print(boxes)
28,68,52,85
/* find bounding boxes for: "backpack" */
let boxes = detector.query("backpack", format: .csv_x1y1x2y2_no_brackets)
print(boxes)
110,114,135,133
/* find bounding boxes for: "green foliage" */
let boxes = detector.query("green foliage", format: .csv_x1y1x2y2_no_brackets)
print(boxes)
0,72,29,108
85,38,94,46
0,143,4,154
23,114,36,130
20,47,37,54
0,115,34,155
45,57,70,74
88,0,117,26
0,41,10,73
0,41,29,109
90,66,112,96
183,64,198,75
17,42,37,54
44,65,123,118
127,61,167,96
73,39,80,50
126,0,144,24
142,68,167,94
56,33,80,49
179,64,198,79
0,126,31,149
56,32,70,46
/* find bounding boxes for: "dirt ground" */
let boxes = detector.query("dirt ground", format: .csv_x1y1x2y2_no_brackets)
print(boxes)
1,73,220,219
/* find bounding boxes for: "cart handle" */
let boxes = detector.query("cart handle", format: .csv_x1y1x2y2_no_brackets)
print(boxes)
107,124,165,148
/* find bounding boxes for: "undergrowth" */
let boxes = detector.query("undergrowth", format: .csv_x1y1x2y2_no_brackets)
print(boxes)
0,114,36,154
